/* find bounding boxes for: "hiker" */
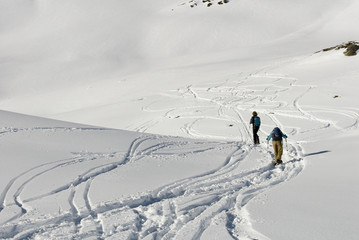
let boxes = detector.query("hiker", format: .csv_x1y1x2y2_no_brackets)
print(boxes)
249,111,261,144
267,127,287,165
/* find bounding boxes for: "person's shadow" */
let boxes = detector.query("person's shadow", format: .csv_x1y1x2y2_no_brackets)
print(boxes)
303,150,330,157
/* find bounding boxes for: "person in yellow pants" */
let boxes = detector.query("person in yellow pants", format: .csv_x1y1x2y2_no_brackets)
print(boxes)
267,127,287,165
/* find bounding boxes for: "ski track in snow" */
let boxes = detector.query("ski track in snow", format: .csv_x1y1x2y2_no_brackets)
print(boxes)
0,72,358,239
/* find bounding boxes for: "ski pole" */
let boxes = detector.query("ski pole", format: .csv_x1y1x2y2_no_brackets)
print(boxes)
285,138,288,151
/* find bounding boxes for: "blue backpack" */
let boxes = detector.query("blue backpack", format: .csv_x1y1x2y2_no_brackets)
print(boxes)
253,116,261,127
272,127,282,140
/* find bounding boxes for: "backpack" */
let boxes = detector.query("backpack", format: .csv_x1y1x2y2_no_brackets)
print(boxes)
253,116,261,127
272,127,282,141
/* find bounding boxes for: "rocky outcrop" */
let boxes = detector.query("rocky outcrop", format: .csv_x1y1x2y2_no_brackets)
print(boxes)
189,0,229,8
316,41,359,56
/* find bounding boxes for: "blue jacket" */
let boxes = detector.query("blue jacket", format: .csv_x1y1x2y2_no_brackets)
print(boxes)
267,128,287,141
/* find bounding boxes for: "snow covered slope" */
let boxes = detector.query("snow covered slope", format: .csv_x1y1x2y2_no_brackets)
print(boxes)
0,110,303,239
1,0,359,239
0,0,355,122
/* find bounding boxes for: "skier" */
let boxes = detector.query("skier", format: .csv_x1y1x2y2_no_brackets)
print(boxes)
249,111,261,144
266,127,287,165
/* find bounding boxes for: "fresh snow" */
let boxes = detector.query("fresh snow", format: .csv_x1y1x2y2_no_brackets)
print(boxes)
0,0,359,239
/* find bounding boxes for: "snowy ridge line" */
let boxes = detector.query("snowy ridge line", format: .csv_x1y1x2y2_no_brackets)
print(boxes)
0,126,112,136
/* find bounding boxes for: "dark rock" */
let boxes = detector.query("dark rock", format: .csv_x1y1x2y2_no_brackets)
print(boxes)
343,43,359,56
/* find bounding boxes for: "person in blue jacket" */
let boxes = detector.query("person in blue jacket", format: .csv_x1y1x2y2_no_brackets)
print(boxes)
267,127,287,165
249,111,261,144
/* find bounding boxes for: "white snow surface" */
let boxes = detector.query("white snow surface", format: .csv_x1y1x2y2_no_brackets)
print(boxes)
1,0,359,239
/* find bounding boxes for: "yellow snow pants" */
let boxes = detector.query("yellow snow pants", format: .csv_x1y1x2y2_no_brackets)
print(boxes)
273,140,283,163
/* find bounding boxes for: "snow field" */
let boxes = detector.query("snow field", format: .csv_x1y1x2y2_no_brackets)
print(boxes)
1,0,359,239
0,123,303,239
